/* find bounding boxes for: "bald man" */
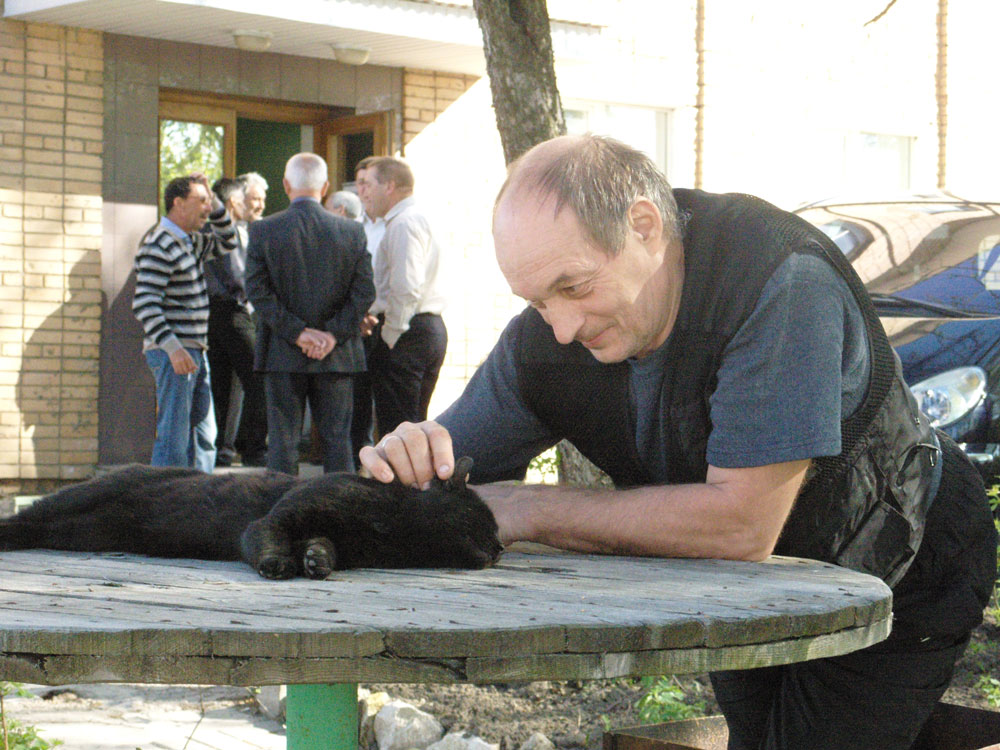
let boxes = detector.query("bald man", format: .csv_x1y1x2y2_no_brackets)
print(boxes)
245,152,374,474
361,135,996,750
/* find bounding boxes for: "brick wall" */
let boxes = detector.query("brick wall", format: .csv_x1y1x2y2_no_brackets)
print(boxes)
402,68,478,149
0,19,103,494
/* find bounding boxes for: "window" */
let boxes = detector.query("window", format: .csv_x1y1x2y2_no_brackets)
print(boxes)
564,103,670,173
158,120,225,203
844,132,913,192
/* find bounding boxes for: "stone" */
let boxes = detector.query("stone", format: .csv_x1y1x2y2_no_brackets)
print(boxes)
519,732,555,750
255,685,286,721
375,699,444,750
428,731,499,750
359,689,392,749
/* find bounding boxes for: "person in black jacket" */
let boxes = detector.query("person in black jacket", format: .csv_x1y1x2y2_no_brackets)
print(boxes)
246,153,375,475
360,135,997,750
204,177,268,468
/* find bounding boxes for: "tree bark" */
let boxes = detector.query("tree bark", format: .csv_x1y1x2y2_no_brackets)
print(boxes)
472,0,567,164
473,0,608,486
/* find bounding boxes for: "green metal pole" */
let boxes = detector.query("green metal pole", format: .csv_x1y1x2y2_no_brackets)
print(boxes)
286,683,358,750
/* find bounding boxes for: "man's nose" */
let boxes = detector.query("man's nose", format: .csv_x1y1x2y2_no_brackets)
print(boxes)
542,300,584,345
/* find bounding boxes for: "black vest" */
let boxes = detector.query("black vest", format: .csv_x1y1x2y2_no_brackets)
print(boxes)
512,189,939,586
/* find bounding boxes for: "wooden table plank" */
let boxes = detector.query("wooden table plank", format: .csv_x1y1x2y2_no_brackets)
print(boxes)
0,549,892,686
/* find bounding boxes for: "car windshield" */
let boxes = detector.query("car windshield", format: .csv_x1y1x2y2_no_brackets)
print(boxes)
797,201,1000,316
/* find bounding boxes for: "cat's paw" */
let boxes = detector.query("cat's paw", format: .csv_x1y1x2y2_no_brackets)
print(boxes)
256,554,298,580
302,537,336,580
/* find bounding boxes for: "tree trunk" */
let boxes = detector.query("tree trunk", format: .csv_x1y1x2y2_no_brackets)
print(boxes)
473,0,609,487
472,0,566,164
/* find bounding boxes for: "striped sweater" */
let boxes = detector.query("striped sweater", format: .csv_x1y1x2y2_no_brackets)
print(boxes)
132,204,236,353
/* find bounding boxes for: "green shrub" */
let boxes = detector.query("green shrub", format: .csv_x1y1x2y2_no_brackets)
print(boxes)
0,683,62,749
635,676,706,723
986,484,1000,620
978,676,1000,708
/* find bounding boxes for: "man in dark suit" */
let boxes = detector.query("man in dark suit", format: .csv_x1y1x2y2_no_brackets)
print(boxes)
245,153,375,474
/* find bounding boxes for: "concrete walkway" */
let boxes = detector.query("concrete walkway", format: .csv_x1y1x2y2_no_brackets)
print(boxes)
4,684,285,750
2,461,327,749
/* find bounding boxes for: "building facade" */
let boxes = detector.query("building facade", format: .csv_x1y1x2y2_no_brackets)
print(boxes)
0,0,994,492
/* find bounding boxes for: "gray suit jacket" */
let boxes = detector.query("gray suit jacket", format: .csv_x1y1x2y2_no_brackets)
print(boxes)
246,199,375,373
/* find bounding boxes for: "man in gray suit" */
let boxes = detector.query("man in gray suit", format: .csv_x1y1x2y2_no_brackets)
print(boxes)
246,153,375,474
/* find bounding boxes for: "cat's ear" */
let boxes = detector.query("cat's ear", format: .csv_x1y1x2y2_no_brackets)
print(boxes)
444,456,474,491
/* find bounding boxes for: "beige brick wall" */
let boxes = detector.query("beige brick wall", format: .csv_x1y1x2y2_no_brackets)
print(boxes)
402,68,478,150
0,19,103,494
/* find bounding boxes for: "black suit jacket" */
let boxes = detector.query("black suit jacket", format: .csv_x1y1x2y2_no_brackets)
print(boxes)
246,199,375,373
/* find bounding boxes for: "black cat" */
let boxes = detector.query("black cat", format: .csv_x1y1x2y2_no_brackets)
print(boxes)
0,457,503,580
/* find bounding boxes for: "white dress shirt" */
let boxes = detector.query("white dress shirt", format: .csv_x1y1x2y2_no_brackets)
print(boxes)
362,212,386,267
372,196,447,348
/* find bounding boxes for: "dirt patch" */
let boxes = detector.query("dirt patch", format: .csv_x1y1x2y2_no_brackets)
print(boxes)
366,677,705,750
368,608,1000,750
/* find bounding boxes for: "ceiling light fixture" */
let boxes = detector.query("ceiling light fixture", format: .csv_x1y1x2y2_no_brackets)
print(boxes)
331,43,371,66
233,29,273,53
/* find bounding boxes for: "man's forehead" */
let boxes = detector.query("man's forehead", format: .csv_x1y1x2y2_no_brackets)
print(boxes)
495,187,579,244
495,194,596,280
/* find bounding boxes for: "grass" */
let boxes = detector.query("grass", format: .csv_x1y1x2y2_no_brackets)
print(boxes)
0,684,62,750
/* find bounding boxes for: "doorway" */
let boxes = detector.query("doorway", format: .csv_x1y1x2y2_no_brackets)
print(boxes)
234,118,301,215
158,89,392,210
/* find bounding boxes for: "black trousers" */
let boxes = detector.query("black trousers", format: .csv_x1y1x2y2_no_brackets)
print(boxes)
264,371,354,475
711,434,997,750
207,299,267,461
370,313,447,435
350,330,379,470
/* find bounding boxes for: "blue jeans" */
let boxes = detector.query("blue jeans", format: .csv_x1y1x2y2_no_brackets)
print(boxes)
145,348,217,473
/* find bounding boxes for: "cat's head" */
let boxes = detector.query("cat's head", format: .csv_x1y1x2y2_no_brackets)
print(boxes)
432,456,474,493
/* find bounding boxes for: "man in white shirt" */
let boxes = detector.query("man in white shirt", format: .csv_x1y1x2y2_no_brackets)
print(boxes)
365,156,448,435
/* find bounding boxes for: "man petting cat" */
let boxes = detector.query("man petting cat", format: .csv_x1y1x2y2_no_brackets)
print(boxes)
360,135,997,750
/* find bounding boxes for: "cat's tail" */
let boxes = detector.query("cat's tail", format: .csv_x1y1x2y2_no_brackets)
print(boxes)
0,519,40,551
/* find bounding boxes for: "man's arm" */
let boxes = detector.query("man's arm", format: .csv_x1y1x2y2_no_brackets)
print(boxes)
480,460,808,559
192,173,237,261
245,223,309,344
324,226,376,342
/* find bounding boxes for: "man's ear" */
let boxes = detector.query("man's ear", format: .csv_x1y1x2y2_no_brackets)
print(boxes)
320,180,330,199
629,198,663,248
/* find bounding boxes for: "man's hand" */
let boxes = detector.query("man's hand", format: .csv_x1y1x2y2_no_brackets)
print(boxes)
360,313,379,337
189,172,211,191
359,420,455,488
296,328,336,360
168,348,197,375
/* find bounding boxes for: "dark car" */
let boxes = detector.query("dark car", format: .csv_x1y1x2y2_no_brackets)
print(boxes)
795,194,1000,464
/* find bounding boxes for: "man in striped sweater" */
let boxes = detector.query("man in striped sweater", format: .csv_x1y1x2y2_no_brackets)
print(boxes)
132,173,237,473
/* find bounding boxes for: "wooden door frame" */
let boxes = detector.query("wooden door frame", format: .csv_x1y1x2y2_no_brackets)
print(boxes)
158,100,238,178
315,111,392,188
158,89,391,186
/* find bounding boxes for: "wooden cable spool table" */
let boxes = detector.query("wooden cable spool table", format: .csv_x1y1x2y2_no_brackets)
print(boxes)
0,548,892,749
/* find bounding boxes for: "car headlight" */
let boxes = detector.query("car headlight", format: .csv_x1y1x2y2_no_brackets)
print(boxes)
909,366,987,428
